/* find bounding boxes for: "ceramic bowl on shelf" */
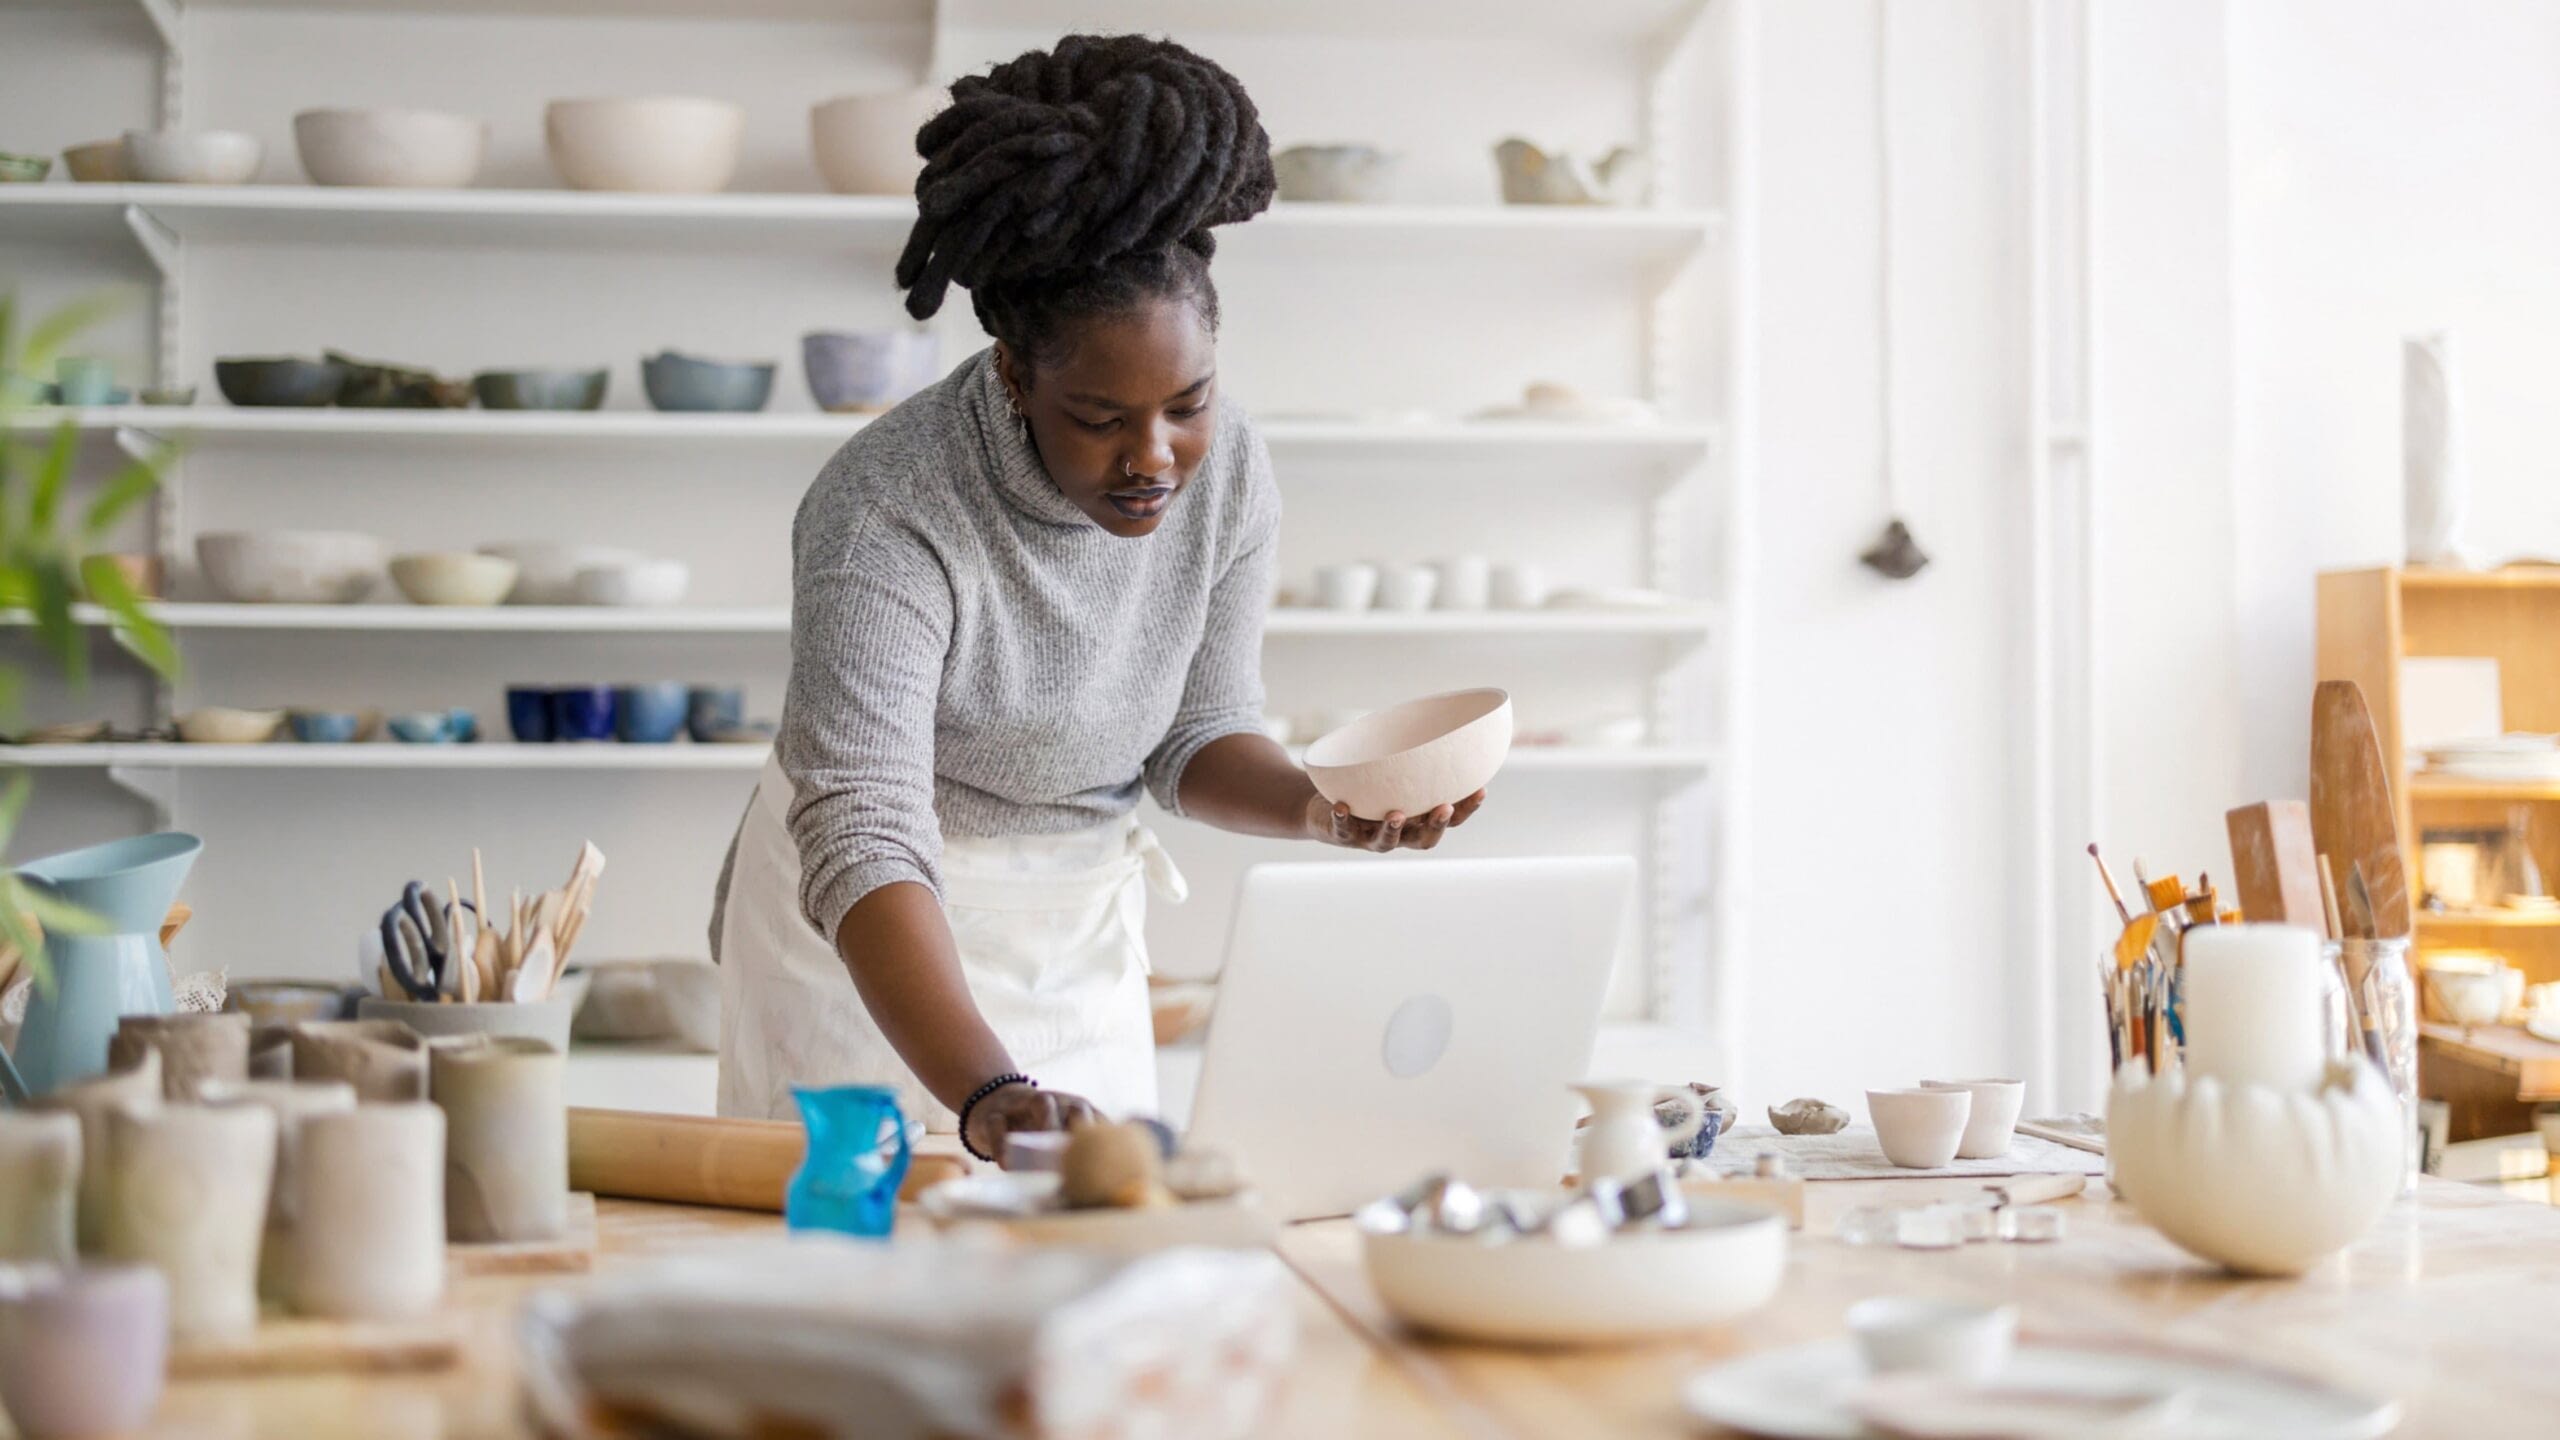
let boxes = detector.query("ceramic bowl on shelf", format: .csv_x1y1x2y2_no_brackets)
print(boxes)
1273,144,1398,203
78,553,162,602
386,711,458,744
809,89,941,195
214,357,347,408
1303,688,1512,821
550,686,617,743
545,96,744,193
476,542,644,605
802,331,937,414
685,685,743,743
292,107,487,188
356,997,572,1052
641,351,774,413
0,152,52,183
571,559,689,608
18,720,109,745
60,139,126,183
176,707,286,745
196,531,385,604
472,368,608,412
390,552,518,607
288,710,363,744
506,686,555,743
1492,137,1648,207
138,385,195,407
614,684,688,744
121,129,264,185
328,351,471,409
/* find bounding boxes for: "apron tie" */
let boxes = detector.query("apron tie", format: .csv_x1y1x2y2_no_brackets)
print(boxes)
1134,824,1189,905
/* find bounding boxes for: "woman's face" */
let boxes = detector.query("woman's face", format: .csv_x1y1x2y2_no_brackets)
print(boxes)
997,297,1218,538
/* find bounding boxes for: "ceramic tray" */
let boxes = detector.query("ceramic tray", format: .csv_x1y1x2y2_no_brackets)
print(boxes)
1681,1337,2399,1440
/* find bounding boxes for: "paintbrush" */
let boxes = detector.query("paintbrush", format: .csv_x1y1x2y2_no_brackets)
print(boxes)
2089,844,2136,925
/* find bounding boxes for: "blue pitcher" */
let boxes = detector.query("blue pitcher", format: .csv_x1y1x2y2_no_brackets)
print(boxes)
785,1084,911,1239
0,832,200,1103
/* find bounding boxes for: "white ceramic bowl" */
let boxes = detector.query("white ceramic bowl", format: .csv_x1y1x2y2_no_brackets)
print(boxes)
293,108,487,188
1847,1297,2018,1382
1866,1087,1971,1169
1919,1078,2025,1160
195,531,385,604
810,89,942,195
475,543,644,606
545,97,744,193
1303,688,1511,821
1273,144,1399,203
1361,1196,1786,1344
570,559,689,608
121,129,264,185
2425,968,2506,1027
176,707,286,744
390,552,518,607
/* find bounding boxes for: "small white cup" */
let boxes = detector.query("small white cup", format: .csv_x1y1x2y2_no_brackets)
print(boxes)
1375,562,1439,612
1314,563,1379,612
1490,561,1549,610
1920,1078,2025,1159
1435,555,1491,610
1866,1087,1971,1169
1848,1297,2018,1382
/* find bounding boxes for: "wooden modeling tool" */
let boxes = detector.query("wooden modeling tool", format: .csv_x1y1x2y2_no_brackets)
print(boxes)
2310,680,2412,940
2226,800,2326,928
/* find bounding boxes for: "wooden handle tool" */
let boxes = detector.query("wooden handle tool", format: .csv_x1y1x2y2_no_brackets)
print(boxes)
566,1108,965,1213
2227,800,2326,928
2310,680,2413,939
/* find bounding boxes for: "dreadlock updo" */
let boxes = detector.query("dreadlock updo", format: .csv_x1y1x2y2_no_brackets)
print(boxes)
894,34,1276,371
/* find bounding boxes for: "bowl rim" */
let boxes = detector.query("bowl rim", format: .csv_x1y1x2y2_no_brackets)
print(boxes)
292,106,487,129
1364,1194,1783,1250
545,95,747,117
1304,686,1510,769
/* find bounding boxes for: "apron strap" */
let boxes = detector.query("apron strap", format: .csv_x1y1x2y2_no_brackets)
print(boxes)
1133,823,1189,905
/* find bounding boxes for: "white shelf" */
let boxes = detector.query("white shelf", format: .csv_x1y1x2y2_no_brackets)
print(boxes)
0,187,1718,266
5,741,1705,776
1264,608,1713,639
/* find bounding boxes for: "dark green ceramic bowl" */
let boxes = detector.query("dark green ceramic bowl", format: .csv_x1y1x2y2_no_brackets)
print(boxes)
473,368,609,411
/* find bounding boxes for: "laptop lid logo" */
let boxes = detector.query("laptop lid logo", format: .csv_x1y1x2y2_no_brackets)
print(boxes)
1381,993,1455,1078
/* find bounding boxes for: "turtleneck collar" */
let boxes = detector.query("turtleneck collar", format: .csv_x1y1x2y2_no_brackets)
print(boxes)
963,348,1100,530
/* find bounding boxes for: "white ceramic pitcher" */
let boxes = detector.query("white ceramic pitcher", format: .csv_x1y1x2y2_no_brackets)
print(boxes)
1573,1080,1704,1185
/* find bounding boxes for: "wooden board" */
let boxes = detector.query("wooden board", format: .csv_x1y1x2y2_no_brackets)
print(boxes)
2226,799,2327,929
2312,679,2414,938
171,1310,462,1378
448,1191,597,1277
566,1107,968,1214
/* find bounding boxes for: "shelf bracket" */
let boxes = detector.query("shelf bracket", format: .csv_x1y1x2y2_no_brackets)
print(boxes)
134,0,181,53
112,426,172,464
120,205,180,281
104,764,177,830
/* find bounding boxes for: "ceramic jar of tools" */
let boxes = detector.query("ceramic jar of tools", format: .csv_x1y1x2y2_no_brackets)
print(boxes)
102,1102,276,1341
0,1111,82,1262
107,1011,250,1100
433,1037,567,1242
290,1018,431,1101
30,1048,159,1253
1573,1081,1708,1184
0,1264,169,1439
201,1079,355,1302
292,1104,445,1320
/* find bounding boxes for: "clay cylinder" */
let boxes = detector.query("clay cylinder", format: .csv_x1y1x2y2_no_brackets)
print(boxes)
101,1102,276,1343
0,1111,81,1264
289,1019,429,1102
29,1048,160,1255
0,1264,169,1439
248,1025,294,1080
291,1104,445,1321
107,1012,251,1101
200,1079,356,1303
432,1037,566,1243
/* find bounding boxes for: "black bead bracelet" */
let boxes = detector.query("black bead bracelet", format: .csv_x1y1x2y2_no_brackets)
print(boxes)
957,1071,1033,1162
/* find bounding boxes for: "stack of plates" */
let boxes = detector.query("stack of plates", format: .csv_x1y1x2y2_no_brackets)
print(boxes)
2422,734,2560,782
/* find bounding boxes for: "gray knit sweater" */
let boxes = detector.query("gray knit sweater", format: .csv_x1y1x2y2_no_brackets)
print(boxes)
711,347,1278,953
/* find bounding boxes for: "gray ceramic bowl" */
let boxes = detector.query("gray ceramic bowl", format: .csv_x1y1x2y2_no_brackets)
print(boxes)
474,368,609,411
640,351,774,413
215,357,346,408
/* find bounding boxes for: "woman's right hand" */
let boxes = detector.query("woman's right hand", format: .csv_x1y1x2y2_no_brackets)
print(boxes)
968,1081,1101,1166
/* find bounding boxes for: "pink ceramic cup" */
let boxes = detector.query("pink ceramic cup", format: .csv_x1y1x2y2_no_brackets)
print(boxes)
0,1263,169,1438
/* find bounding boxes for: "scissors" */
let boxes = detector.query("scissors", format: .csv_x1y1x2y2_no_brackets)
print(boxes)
379,880,478,1001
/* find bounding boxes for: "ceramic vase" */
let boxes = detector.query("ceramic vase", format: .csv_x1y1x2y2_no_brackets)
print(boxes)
2108,1058,2403,1276
2403,331,2471,568
289,1018,429,1101
107,1011,250,1100
292,1104,445,1320
29,1048,160,1254
431,1037,567,1243
102,1102,276,1342
201,1079,355,1303
0,1111,81,1263
1571,1081,1704,1184
0,1263,168,1438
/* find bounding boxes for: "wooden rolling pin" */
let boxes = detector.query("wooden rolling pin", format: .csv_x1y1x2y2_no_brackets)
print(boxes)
567,1108,968,1213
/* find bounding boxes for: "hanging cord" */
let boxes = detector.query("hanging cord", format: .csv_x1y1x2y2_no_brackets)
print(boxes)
1859,0,1930,579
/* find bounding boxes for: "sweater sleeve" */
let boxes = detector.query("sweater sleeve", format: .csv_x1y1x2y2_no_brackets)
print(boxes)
1143,425,1280,816
780,497,953,942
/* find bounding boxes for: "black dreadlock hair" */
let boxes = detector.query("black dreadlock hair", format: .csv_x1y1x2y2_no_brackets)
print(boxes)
893,33,1276,372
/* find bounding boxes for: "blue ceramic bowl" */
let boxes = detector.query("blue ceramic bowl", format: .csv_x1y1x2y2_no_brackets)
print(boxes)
615,683,688,744
641,351,775,413
288,710,361,744
801,331,937,414
551,686,616,742
473,368,609,411
446,707,479,744
387,711,455,744
686,685,744,743
506,687,554,743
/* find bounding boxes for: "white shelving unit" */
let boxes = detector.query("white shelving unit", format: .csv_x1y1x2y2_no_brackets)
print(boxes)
9,0,1754,1044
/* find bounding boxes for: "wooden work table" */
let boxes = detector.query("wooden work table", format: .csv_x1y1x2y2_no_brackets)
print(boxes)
127,1175,2560,1440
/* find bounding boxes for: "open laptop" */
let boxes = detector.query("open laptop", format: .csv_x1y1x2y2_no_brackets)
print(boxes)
1184,856,1634,1220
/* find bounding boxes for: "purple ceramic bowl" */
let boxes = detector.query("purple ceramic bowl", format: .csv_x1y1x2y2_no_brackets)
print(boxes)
0,1263,169,1437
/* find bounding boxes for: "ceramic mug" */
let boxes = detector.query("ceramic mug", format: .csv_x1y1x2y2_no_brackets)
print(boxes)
200,1078,356,1303
1435,555,1492,611
29,1047,160,1254
505,685,555,743
1867,1087,1973,1169
102,1101,276,1343
549,685,616,743
432,1037,567,1243
54,358,116,408
292,1104,445,1321
1313,562,1379,612
0,1111,81,1263
289,1019,429,1102
1920,1077,2026,1160
0,1263,169,1438
107,1011,250,1100
1375,562,1439,613
686,685,744,743
614,682,687,744
1490,561,1550,610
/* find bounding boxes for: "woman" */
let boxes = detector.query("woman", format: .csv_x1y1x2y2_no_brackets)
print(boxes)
716,35,1485,1162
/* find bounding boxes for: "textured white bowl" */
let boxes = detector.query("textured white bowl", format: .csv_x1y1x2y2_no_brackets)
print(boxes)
1866,1087,1971,1169
2108,1059,2404,1276
176,707,285,744
545,97,744,193
121,129,264,185
390,552,518,607
810,89,942,195
1362,1196,1785,1345
293,108,487,188
196,531,385,604
570,559,689,607
1303,687,1511,821
475,543,644,605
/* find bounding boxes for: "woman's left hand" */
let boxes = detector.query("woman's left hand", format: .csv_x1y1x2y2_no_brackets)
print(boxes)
1305,790,1486,853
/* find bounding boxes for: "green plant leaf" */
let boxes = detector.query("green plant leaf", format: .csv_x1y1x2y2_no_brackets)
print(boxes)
28,418,75,532
82,450,169,539
22,292,129,373
15,888,109,937
27,561,84,688
0,887,44,995
87,561,176,680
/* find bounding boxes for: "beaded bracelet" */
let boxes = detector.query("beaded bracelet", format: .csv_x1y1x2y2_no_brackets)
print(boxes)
957,1071,1034,1162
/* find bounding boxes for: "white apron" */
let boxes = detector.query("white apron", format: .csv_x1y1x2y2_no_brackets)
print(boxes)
718,756,1186,1127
